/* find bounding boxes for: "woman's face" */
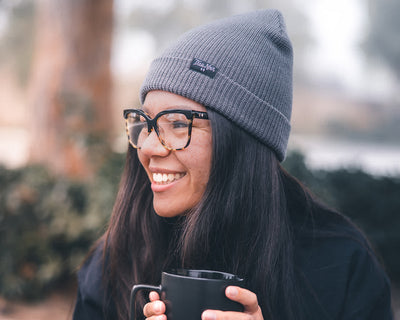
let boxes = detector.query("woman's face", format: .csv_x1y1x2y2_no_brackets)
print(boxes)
138,90,212,217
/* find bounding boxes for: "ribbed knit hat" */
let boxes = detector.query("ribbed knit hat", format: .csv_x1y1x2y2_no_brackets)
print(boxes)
140,9,293,161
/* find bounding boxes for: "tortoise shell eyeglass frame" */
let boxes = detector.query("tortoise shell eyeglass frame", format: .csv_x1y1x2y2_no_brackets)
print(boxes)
123,108,209,151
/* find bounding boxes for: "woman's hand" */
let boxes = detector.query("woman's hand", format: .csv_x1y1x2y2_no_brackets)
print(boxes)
143,291,167,320
143,286,263,320
202,286,263,320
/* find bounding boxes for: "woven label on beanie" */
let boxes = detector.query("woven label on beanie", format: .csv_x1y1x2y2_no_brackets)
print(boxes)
190,58,218,78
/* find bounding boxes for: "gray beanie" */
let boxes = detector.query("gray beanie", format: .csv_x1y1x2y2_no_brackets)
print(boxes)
140,9,293,161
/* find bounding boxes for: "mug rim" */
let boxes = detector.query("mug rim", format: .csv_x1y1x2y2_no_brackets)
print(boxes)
163,269,244,282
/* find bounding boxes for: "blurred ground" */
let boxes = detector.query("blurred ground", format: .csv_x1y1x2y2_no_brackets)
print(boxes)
0,286,76,320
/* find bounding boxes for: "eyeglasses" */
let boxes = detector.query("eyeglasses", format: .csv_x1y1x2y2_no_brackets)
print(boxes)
123,109,209,151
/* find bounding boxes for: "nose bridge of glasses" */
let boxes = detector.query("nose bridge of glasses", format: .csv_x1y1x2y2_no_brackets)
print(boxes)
145,116,156,133
142,115,168,145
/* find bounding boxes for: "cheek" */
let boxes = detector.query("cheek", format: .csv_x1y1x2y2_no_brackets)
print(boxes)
200,152,212,184
187,146,212,190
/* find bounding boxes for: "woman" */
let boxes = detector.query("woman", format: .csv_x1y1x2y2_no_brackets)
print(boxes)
73,9,393,320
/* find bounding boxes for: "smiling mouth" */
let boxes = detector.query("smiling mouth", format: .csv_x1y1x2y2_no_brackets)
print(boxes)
152,172,185,184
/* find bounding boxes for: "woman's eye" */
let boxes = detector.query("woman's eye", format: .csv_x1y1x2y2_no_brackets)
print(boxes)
172,121,189,129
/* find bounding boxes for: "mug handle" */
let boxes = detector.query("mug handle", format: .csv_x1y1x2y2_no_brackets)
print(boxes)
130,284,162,320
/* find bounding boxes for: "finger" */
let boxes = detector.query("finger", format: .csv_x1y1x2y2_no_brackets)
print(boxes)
225,286,259,314
149,291,160,301
143,300,166,318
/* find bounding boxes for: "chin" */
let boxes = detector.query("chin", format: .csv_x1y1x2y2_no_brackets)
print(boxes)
153,205,185,218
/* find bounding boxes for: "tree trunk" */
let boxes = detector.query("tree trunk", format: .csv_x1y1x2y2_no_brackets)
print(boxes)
29,0,113,178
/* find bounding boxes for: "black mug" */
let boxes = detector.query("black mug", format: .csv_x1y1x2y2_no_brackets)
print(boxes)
130,269,244,320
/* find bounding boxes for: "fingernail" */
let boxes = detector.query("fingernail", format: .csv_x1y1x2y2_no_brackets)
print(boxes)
202,310,216,320
227,286,238,297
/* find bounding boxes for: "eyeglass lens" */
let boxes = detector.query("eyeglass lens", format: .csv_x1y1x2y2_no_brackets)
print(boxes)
125,112,191,150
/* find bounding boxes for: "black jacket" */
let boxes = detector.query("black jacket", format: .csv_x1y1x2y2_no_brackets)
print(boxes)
73,223,393,320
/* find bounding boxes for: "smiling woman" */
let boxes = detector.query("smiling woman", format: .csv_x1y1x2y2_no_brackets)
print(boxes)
72,9,393,320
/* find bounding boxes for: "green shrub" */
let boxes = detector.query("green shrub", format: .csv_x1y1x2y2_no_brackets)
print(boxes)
0,152,125,300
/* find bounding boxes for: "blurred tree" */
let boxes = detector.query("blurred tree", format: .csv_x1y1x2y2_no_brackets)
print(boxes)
364,0,400,79
28,0,114,178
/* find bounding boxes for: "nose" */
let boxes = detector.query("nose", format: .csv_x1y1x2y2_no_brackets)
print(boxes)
139,129,170,157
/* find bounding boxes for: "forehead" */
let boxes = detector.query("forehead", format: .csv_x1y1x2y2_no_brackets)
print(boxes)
142,90,206,115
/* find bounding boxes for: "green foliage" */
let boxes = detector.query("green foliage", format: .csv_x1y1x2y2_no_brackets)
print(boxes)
0,152,125,300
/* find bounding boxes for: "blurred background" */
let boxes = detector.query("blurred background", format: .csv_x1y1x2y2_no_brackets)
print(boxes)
0,0,399,319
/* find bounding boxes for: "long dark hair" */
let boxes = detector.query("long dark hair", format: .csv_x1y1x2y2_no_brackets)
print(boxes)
102,108,343,319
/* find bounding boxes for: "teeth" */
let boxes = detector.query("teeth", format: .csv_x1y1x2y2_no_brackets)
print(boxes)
153,172,184,184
